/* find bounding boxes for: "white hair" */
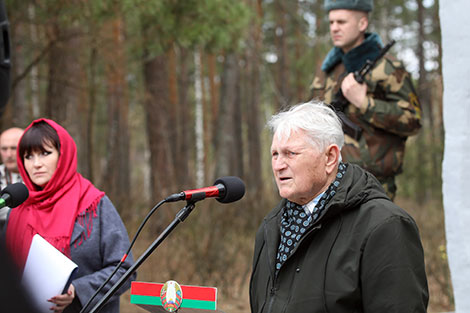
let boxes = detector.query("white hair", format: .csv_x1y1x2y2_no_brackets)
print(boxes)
267,101,344,151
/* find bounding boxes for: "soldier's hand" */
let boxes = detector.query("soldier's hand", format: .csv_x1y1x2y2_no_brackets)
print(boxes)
341,73,368,110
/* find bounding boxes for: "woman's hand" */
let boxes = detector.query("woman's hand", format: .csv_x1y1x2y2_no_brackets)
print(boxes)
48,284,75,312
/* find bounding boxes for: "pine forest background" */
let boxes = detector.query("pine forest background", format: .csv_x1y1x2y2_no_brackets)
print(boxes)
4,0,449,312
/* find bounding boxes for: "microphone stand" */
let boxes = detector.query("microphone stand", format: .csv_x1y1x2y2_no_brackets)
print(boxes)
88,200,197,313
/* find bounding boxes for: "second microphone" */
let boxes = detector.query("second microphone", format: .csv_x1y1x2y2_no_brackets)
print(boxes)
165,176,245,204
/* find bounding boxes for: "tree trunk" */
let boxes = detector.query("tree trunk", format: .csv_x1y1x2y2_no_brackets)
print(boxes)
7,19,28,127
143,51,176,201
246,0,263,193
44,24,90,178
28,4,40,119
232,70,243,179
207,53,219,179
177,46,192,188
194,50,205,186
102,16,130,213
45,25,74,123
207,53,219,138
86,47,98,183
214,53,238,178
417,0,428,130
275,0,290,109
167,44,179,176
294,1,304,103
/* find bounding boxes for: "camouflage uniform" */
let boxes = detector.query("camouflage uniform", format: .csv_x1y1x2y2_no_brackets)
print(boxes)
310,46,421,199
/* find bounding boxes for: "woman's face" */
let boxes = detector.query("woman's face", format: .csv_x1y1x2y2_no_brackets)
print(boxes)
23,141,59,188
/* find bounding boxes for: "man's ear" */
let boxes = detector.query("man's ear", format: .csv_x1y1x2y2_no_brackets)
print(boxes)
325,144,340,175
358,15,369,32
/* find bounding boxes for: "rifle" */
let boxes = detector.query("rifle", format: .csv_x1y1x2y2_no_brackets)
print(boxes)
331,40,396,141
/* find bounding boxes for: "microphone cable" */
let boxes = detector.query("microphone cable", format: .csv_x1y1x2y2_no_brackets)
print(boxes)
80,199,167,313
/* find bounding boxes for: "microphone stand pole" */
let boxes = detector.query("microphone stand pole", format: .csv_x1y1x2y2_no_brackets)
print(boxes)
88,201,197,313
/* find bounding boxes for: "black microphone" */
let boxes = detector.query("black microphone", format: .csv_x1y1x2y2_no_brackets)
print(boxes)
0,183,29,208
165,176,245,204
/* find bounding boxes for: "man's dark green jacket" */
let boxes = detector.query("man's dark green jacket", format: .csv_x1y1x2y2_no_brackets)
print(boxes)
249,164,428,313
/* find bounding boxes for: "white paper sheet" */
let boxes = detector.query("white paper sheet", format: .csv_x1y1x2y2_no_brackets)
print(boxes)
21,234,78,313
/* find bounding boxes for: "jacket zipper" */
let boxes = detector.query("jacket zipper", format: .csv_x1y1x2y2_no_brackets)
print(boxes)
267,281,277,313
263,223,278,313
265,224,322,313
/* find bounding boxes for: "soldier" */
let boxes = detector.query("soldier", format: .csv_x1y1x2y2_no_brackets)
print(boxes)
310,0,421,200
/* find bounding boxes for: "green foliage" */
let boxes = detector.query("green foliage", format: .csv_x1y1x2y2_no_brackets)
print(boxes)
122,0,252,56
22,0,90,27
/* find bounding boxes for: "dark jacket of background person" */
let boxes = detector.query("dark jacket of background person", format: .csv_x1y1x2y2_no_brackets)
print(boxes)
0,240,40,313
249,163,428,313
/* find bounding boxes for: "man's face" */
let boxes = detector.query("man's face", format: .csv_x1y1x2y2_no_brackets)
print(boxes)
328,9,367,53
271,129,330,205
0,129,23,173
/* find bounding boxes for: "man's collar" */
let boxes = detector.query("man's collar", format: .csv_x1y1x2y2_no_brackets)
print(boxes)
321,32,383,73
303,192,324,215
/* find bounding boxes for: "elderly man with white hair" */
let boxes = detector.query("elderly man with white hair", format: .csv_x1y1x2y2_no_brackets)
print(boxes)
249,101,428,313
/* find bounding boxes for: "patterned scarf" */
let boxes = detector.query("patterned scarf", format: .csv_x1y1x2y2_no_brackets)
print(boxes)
275,162,348,273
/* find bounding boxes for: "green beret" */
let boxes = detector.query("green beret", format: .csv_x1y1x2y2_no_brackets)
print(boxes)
324,0,373,12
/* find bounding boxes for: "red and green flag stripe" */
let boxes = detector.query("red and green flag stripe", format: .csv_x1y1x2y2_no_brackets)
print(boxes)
131,281,217,311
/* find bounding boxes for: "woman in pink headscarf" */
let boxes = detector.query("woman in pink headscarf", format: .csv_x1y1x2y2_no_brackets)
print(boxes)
6,119,134,313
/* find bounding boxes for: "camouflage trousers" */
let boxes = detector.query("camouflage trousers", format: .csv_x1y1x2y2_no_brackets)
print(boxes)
376,175,397,201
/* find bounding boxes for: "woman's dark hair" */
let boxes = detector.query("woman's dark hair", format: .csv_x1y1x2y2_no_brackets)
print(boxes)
18,121,60,162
